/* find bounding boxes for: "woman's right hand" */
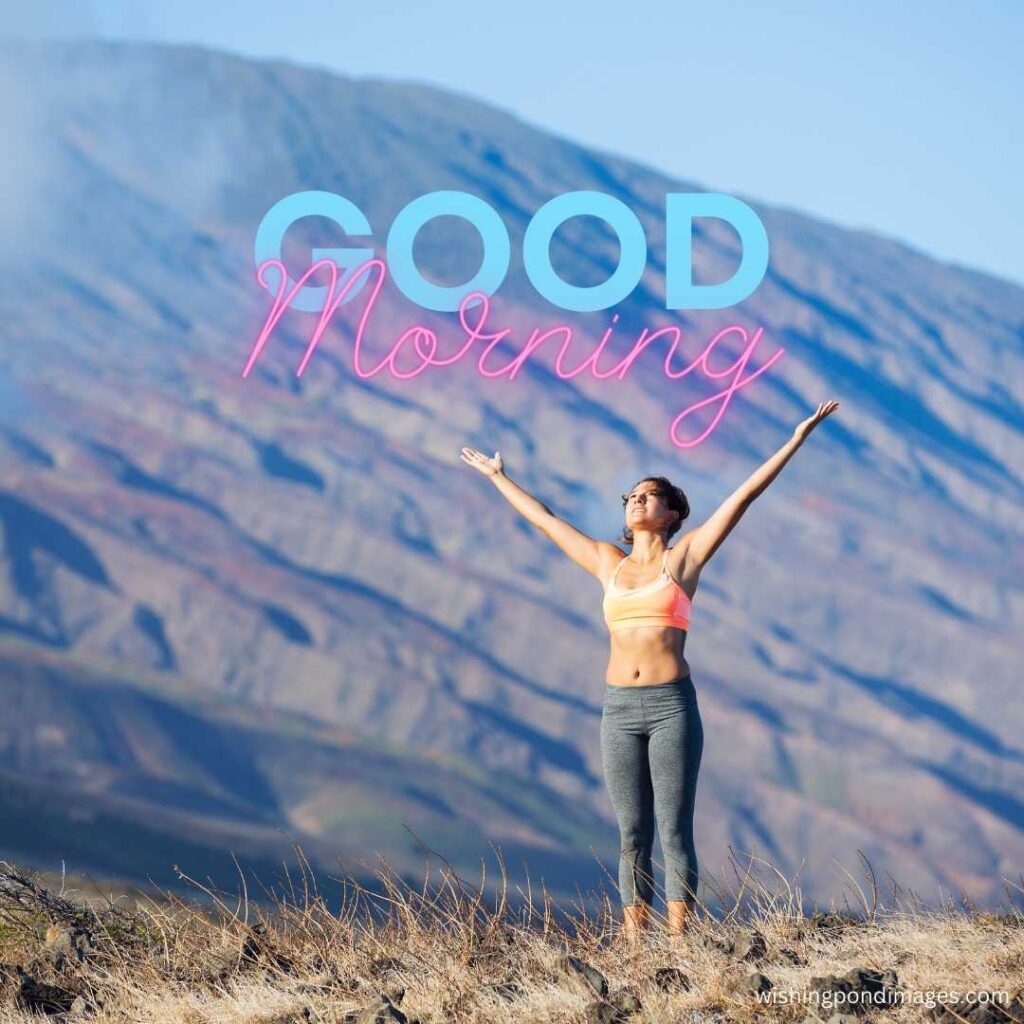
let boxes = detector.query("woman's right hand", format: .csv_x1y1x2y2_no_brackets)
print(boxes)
460,446,504,478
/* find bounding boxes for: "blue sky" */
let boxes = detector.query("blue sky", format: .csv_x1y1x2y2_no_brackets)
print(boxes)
9,1,1024,286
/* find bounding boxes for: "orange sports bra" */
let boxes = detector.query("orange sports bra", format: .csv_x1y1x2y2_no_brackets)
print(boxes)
602,548,692,633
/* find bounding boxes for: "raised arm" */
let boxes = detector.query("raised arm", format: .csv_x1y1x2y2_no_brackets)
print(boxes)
459,447,613,579
684,400,840,571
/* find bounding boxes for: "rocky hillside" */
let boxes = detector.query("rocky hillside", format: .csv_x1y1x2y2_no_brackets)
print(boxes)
0,38,1021,911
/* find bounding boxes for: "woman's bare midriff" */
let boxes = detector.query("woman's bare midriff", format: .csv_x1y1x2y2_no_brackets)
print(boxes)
602,545,700,687
606,625,690,687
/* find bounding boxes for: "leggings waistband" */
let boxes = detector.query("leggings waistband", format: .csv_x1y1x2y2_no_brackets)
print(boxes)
605,672,693,692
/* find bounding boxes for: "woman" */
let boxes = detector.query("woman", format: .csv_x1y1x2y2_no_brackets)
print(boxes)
460,399,840,941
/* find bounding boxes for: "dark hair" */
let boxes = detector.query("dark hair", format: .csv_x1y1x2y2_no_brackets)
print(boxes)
616,475,690,547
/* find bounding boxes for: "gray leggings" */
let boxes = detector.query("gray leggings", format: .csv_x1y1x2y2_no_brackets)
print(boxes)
600,673,704,906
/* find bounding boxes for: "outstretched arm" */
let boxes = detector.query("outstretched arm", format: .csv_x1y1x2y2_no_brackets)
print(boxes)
459,447,612,579
684,400,840,571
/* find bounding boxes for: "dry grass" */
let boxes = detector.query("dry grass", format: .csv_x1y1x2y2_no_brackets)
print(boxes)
1,842,1023,1023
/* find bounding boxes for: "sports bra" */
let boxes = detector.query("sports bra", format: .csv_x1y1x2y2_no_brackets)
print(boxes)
602,548,692,633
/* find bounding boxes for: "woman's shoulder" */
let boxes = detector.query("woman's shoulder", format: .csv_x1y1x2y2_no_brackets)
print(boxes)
666,539,701,598
667,533,697,567
596,542,628,588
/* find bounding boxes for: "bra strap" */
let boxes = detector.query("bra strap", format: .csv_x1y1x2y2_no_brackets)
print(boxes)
609,554,627,589
663,547,678,585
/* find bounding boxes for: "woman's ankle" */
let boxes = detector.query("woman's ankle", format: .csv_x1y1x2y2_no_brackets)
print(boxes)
622,900,650,940
665,898,697,935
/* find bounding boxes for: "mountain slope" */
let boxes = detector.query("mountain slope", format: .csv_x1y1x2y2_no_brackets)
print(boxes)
0,38,1021,909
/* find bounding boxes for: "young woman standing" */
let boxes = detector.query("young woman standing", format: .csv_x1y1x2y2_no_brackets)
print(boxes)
461,399,839,940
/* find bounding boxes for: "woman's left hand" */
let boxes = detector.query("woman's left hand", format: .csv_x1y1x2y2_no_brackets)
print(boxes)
793,399,840,443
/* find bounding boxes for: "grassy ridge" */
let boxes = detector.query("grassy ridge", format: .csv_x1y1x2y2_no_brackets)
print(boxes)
1,852,1023,1023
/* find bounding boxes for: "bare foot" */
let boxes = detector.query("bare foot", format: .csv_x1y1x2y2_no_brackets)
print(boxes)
666,899,697,937
623,901,650,944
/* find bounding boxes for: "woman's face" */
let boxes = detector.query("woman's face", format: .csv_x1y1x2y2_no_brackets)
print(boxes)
623,481,678,535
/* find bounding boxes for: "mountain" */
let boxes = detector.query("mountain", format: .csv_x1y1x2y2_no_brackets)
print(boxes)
0,638,607,914
1,37,1022,912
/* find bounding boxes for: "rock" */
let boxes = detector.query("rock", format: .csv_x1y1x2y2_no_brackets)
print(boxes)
808,965,900,1013
14,966,78,1015
68,993,100,1017
725,970,773,996
192,924,296,980
808,912,860,936
584,1002,618,1024
481,979,523,1000
925,988,1024,1023
351,993,407,1024
201,947,242,981
368,956,404,977
467,948,502,968
978,913,1023,929
697,932,736,955
652,966,691,993
295,973,359,995
260,1010,313,1024
43,926,96,968
777,946,807,966
238,929,296,974
584,987,643,1023
611,989,642,1013
557,954,608,997
734,930,768,962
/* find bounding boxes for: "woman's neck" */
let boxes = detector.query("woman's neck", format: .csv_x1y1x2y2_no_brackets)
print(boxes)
629,537,667,564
